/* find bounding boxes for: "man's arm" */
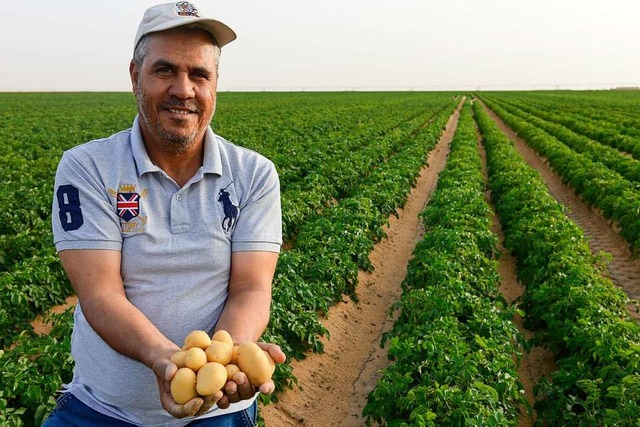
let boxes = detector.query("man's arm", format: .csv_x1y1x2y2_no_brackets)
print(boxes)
214,251,279,343
213,251,286,408
58,249,174,364
58,249,215,418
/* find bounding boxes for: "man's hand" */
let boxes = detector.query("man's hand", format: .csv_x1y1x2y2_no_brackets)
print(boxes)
217,342,286,409
152,349,223,418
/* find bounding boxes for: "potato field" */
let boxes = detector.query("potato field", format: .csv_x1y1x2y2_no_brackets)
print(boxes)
1,90,639,426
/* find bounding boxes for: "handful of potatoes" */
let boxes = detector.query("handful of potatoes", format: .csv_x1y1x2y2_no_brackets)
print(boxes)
170,330,276,404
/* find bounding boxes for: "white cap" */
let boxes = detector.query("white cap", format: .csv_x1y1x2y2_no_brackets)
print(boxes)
134,2,236,51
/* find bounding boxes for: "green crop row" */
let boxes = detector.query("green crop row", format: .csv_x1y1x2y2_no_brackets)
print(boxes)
364,101,528,426
480,91,640,140
279,97,455,241
481,93,640,161
0,309,74,427
481,95,640,184
474,100,640,426
478,95,640,255
214,92,455,195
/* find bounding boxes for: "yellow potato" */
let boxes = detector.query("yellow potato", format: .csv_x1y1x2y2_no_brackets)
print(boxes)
184,347,207,372
205,341,233,365
170,350,188,368
236,342,276,387
171,367,197,404
225,363,240,381
183,330,212,350
196,362,227,396
211,330,234,347
230,345,239,365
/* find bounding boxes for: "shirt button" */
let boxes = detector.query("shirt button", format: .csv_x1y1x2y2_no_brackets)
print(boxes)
176,194,182,201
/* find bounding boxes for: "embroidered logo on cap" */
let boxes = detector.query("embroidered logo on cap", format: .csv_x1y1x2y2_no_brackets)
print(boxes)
176,1,200,17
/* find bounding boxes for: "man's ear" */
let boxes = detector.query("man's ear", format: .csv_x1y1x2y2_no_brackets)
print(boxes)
129,60,139,94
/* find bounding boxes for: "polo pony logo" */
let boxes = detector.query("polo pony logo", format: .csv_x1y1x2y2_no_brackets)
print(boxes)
218,182,238,232
175,1,200,17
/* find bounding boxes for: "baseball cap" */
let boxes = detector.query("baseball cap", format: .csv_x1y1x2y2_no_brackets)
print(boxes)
134,2,237,51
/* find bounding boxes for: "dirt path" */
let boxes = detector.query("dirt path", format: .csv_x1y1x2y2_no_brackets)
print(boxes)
260,104,462,426
481,103,640,320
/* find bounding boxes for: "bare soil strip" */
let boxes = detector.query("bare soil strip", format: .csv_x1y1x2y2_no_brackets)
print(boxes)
261,105,462,426
481,103,640,320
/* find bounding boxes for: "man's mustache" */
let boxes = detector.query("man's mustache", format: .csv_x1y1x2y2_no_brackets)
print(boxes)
160,98,200,113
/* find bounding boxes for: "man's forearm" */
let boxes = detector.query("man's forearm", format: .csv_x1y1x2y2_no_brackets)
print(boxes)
59,249,178,368
216,251,278,344
214,288,271,344
79,291,178,368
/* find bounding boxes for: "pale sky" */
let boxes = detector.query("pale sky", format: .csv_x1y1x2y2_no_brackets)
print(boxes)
1,0,638,92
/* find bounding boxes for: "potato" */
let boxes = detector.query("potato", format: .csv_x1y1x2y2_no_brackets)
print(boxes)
170,350,188,368
196,362,227,396
236,342,276,387
171,367,197,404
211,330,234,347
230,345,239,365
205,341,233,365
184,347,207,372
183,330,212,350
225,363,240,381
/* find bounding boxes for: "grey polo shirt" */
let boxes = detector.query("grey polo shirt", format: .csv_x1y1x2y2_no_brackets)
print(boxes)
52,116,281,425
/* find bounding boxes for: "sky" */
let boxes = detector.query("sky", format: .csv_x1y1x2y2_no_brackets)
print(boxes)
1,0,638,92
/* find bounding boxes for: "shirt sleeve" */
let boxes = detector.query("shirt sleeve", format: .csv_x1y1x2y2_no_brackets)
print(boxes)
231,159,282,253
52,151,123,251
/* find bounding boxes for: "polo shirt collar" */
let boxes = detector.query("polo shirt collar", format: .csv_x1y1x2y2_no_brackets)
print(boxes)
131,115,223,177
202,126,223,176
131,116,157,177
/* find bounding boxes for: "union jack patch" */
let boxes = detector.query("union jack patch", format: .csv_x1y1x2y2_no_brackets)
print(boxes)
117,193,140,222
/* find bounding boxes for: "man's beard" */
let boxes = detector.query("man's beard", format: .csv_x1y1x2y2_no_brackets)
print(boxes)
135,88,200,155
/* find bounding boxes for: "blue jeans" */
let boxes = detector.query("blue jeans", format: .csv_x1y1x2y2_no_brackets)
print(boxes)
42,392,258,427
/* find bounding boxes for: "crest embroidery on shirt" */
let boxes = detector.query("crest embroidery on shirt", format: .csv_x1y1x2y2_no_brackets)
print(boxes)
109,184,149,233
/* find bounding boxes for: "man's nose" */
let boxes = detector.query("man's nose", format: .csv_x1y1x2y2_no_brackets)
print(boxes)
169,72,195,99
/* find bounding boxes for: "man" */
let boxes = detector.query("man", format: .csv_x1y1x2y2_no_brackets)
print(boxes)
45,2,285,425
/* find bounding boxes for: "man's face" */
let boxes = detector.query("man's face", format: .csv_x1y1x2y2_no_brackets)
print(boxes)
130,28,218,154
